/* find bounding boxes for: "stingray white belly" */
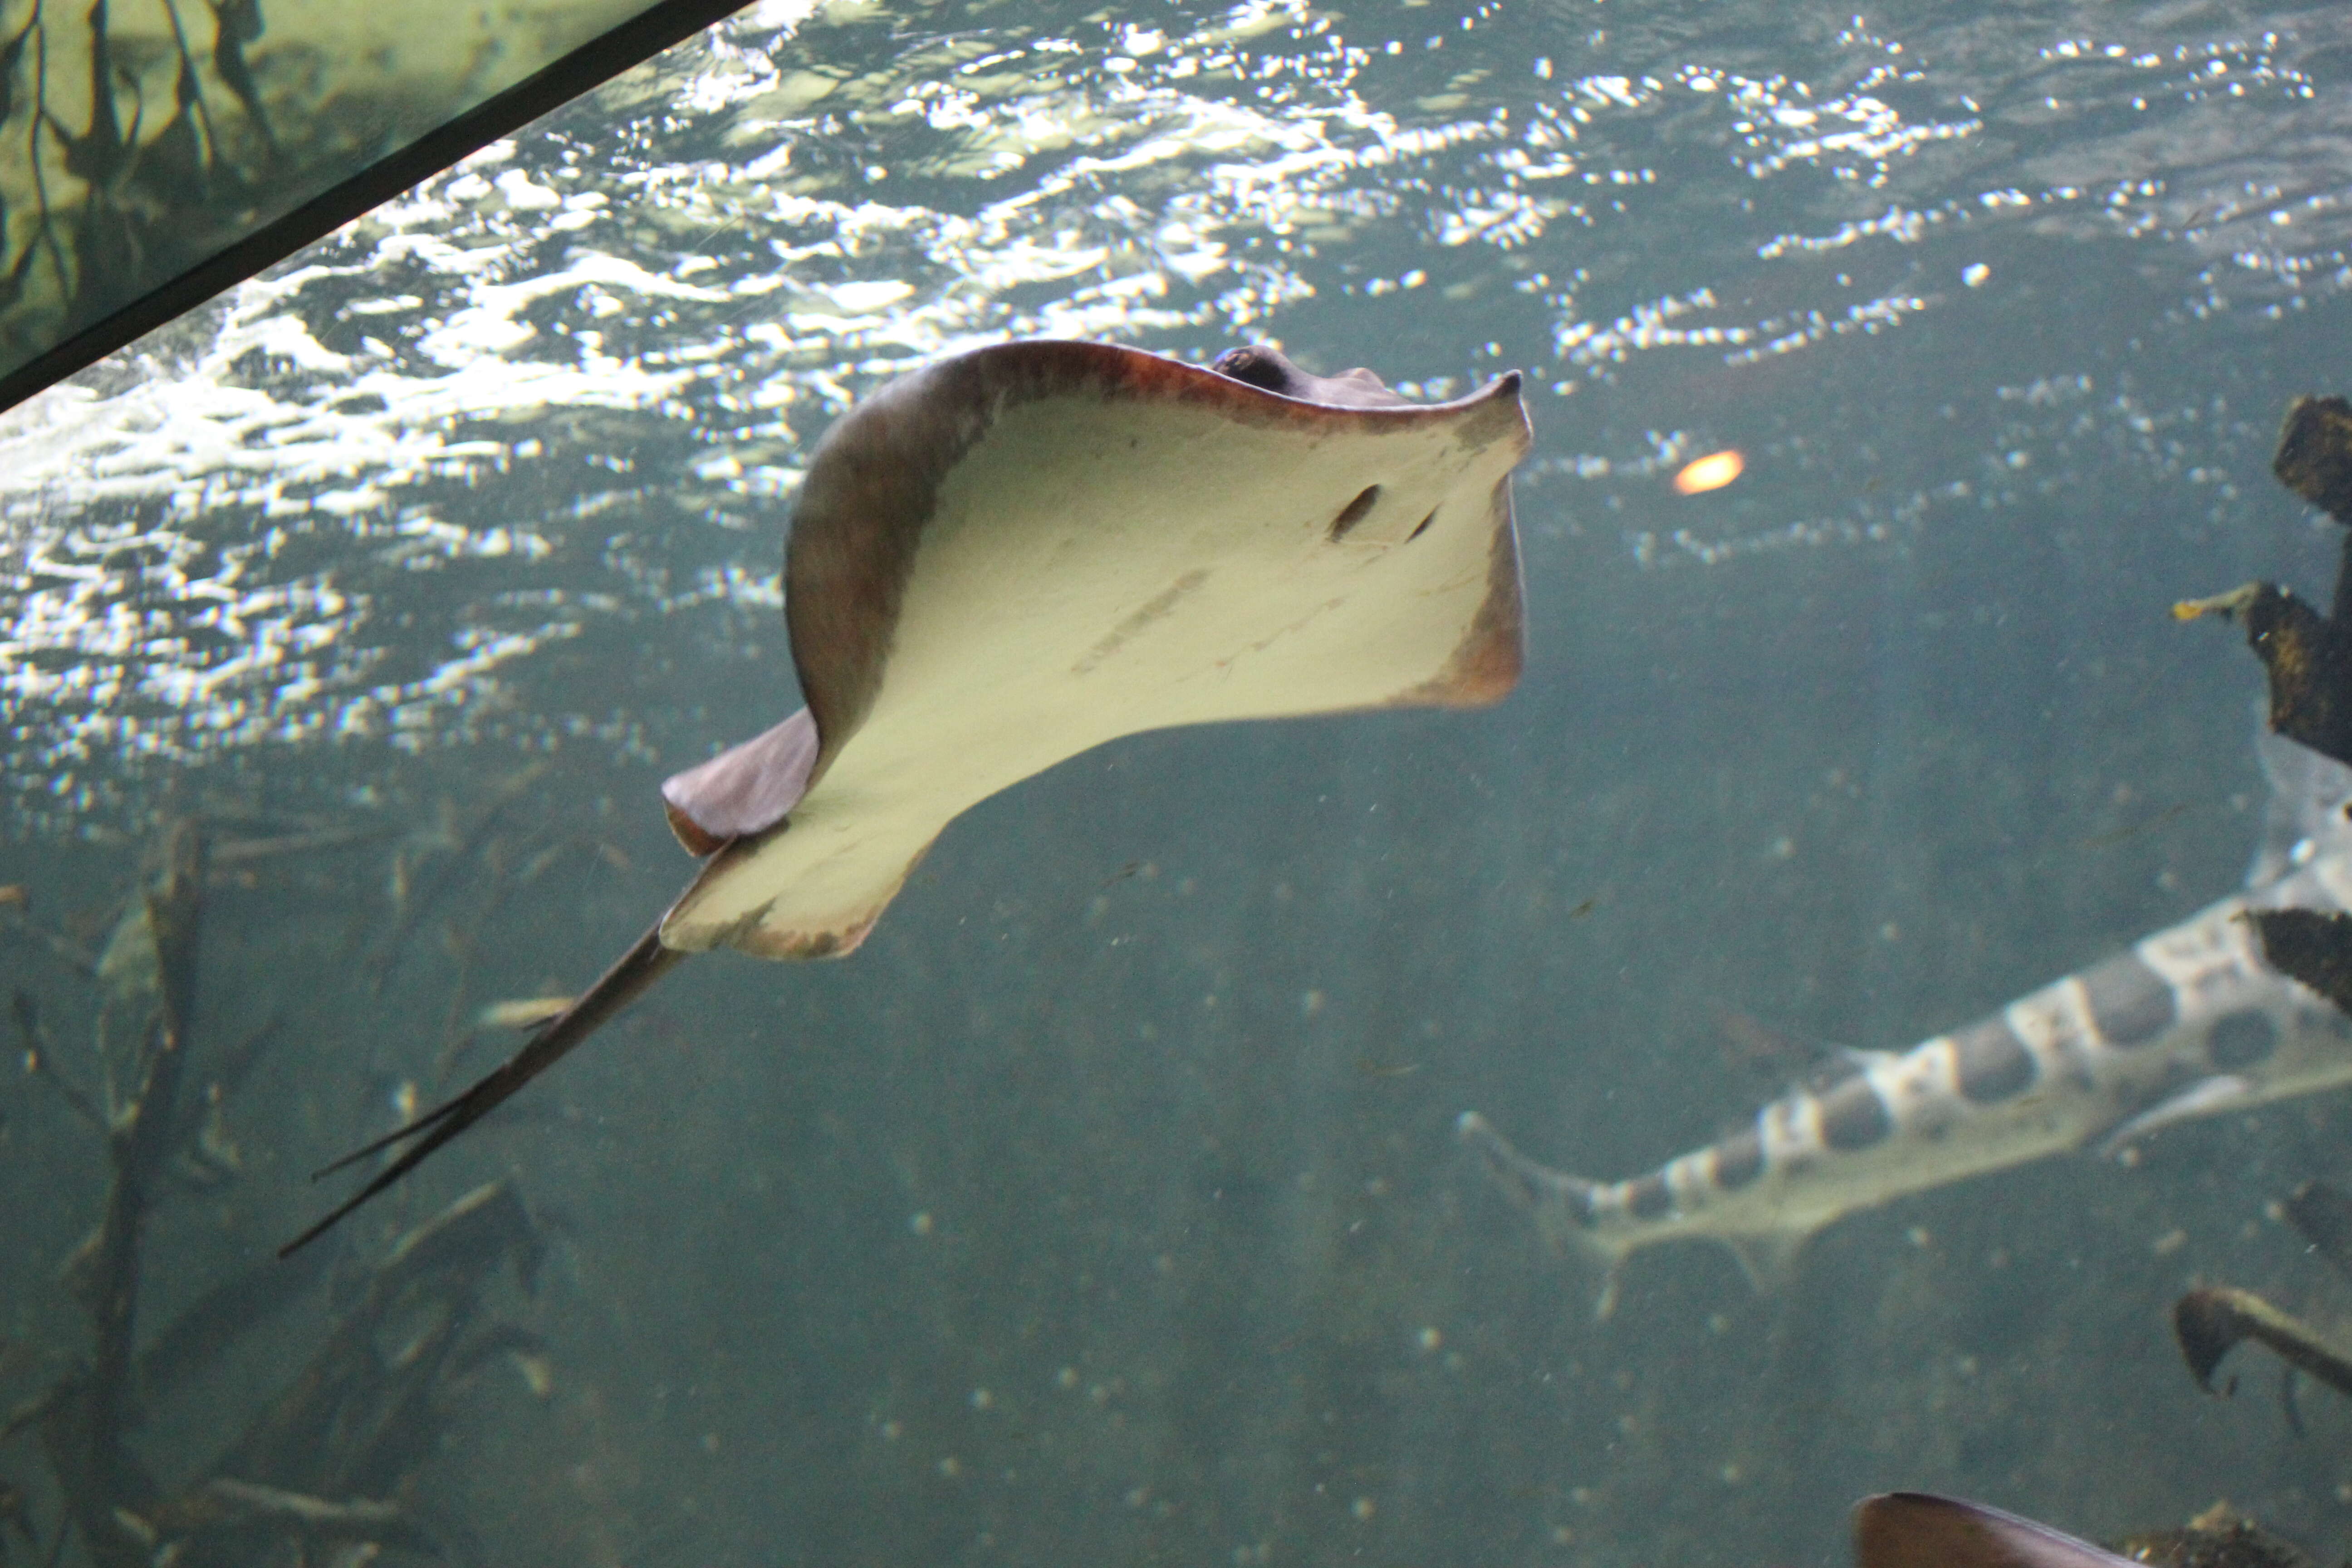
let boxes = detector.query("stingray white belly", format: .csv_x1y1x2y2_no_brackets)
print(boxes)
662,345,1528,956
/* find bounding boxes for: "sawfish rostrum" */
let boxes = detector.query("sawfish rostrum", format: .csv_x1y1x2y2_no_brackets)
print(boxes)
291,339,1531,1250
1464,729,2352,1317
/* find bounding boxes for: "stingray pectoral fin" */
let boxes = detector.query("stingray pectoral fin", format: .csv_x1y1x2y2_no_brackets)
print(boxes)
1393,476,1523,708
661,706,822,856
660,793,938,958
1854,1494,2138,1568
668,345,1531,960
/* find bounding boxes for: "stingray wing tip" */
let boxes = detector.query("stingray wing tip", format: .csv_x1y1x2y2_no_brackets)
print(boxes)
662,796,728,857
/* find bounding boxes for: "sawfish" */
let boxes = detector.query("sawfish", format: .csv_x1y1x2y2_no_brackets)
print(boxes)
289,339,1531,1252
1463,727,2352,1316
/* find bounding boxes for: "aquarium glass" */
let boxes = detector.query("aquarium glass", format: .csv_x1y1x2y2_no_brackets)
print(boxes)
4,0,2352,1563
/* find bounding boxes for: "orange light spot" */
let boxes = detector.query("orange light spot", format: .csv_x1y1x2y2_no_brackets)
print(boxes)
1672,449,1744,495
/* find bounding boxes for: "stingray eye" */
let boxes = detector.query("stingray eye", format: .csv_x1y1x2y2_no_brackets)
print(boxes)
1212,346,1289,393
1328,484,1382,540
1406,508,1438,542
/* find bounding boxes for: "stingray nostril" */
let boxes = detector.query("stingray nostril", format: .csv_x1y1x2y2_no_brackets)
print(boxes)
1406,507,1438,542
1328,484,1381,540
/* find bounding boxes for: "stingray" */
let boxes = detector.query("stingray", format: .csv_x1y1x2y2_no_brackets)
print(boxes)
287,338,1532,1253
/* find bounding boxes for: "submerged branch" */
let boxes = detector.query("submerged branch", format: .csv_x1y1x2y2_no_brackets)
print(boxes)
84,821,206,1446
2174,1286,2352,1401
10,990,102,1134
132,1475,445,1558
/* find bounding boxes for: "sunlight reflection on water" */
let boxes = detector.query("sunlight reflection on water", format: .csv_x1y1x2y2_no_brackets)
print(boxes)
5,0,2350,831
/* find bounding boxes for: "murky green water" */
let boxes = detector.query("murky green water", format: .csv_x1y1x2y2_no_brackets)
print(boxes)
9,0,2352,1564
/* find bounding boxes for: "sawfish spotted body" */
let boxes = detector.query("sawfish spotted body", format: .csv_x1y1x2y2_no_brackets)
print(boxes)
292,340,1531,1250
1463,731,2352,1316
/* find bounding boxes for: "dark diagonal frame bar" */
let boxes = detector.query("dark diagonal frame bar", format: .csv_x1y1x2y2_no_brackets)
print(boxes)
0,0,753,417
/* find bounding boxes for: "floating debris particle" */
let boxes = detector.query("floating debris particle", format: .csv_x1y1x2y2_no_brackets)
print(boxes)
1096,859,1154,892
476,996,577,1030
513,1351,556,1398
1672,449,1744,495
2083,801,2191,849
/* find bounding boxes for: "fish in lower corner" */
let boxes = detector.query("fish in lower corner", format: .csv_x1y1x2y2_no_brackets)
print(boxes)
1853,1491,2312,1568
1461,729,2352,1318
1854,1493,2131,1568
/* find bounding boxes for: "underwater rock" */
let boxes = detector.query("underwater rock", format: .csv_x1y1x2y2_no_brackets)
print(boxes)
2273,396,2352,524
2115,1503,2321,1568
2244,909,2352,1016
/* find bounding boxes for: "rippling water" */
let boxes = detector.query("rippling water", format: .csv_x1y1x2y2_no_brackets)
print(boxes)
10,0,2347,828
10,1,2352,1564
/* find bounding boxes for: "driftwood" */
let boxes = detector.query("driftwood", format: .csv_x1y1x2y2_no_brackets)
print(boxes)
2177,396,2352,996
0,818,548,1567
2172,1180,2352,1426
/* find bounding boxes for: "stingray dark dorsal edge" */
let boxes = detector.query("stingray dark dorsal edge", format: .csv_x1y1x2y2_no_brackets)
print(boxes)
660,340,1527,860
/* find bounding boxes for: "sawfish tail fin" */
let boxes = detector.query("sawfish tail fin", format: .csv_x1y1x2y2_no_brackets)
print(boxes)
1456,1112,1630,1319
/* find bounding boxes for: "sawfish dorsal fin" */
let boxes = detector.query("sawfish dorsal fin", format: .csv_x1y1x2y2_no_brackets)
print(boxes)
1854,1494,2138,1568
2249,725,2352,885
661,707,822,855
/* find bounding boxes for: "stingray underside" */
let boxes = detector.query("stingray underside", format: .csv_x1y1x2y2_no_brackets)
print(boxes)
662,340,1532,959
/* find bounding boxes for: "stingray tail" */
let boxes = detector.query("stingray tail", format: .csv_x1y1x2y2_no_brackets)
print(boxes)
1456,1111,1629,1319
281,918,687,1256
